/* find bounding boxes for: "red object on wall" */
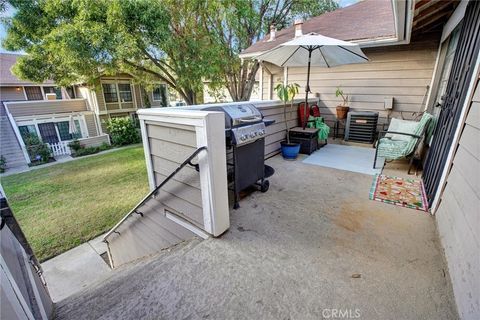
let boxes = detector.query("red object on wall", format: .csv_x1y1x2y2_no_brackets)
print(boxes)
310,104,320,117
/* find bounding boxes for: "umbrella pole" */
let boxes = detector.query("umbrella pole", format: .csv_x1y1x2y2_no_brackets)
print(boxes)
303,48,312,130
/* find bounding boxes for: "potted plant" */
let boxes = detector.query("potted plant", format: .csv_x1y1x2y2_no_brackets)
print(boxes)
335,86,349,119
275,83,301,160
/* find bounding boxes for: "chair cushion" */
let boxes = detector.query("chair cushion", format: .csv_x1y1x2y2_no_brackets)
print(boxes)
377,138,410,159
385,118,418,141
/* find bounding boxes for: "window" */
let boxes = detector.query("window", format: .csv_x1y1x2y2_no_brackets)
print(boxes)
66,86,76,99
152,84,168,107
19,125,37,142
56,121,82,141
118,83,133,102
24,86,43,100
44,86,62,99
102,83,118,103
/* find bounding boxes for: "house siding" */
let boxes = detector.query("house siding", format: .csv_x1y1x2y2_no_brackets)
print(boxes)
84,113,98,137
78,134,110,148
6,99,88,118
146,122,204,228
436,75,480,320
262,38,439,129
0,87,26,102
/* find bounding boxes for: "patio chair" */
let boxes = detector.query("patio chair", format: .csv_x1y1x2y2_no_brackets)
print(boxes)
373,112,433,174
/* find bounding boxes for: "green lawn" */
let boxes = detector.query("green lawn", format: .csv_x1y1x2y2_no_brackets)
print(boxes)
1,145,149,262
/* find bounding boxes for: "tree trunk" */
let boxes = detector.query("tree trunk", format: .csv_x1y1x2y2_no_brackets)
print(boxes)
228,60,260,101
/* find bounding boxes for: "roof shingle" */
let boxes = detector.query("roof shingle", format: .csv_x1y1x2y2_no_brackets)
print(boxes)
241,0,395,56
0,53,54,86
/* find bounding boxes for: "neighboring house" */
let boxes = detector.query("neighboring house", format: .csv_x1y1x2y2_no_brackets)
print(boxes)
0,53,169,169
242,1,479,319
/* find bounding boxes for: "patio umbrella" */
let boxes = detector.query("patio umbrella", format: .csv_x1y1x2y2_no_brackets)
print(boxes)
257,32,369,128
68,115,78,136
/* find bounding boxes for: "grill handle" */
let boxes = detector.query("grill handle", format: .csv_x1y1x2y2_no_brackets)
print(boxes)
238,116,262,123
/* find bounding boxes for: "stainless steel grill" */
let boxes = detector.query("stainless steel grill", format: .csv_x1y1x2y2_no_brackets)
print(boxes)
199,104,273,208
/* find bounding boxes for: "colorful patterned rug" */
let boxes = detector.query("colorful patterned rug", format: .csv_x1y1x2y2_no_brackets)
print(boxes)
369,174,429,212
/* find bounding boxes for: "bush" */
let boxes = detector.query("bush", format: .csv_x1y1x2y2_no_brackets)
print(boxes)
71,142,111,157
105,118,141,146
68,140,82,153
0,155,6,173
23,133,51,163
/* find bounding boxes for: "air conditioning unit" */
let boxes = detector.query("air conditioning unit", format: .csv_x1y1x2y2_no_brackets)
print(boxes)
344,111,379,144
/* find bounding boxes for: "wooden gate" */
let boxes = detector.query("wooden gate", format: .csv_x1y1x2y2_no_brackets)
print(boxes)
422,1,480,206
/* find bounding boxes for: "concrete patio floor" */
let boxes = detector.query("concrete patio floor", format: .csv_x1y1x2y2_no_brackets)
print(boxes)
54,154,457,320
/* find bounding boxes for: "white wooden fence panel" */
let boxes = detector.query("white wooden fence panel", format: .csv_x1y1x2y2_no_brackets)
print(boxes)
47,141,71,157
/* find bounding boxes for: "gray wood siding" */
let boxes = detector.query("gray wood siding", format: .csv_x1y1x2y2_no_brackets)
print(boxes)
262,39,438,128
78,134,110,148
147,123,204,228
84,113,98,137
7,99,88,117
0,87,26,101
258,103,298,157
436,76,480,320
106,200,196,268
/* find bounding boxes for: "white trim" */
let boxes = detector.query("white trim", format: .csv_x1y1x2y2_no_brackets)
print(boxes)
441,0,468,43
196,112,229,236
283,67,288,86
3,104,31,164
431,48,480,213
98,108,137,115
16,115,88,144
259,65,263,100
165,211,210,239
425,41,444,111
140,119,156,190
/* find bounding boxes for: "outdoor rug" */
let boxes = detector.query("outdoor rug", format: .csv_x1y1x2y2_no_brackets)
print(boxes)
369,174,429,211
302,144,384,175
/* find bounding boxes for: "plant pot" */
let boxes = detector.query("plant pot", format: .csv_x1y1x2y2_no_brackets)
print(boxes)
336,105,350,119
280,142,301,160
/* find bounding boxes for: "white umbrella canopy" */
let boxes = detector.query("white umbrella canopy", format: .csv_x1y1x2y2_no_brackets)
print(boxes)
257,33,368,67
257,32,369,128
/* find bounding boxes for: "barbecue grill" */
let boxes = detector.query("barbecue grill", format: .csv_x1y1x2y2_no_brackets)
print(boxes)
199,104,274,209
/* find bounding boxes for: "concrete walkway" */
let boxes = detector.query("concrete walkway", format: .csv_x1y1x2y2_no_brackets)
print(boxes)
41,234,111,302
55,155,457,319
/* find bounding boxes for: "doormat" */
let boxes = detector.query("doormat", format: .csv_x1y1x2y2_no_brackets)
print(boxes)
369,174,428,212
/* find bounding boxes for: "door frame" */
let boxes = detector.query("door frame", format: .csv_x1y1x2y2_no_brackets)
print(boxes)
430,52,480,212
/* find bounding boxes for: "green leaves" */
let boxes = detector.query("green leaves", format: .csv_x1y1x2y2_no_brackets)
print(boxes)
275,83,300,102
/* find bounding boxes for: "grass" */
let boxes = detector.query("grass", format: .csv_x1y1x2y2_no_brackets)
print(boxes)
1,145,149,262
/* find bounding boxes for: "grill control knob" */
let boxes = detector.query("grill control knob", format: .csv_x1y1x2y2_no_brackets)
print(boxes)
250,133,256,138
258,130,264,136
240,135,247,141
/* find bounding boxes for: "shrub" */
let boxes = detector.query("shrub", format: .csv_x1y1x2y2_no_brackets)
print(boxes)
71,142,111,157
23,133,51,163
105,118,141,146
0,155,6,173
68,140,82,153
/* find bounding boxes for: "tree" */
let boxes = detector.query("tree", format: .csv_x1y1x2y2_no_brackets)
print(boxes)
203,0,338,102
2,0,338,104
2,0,217,105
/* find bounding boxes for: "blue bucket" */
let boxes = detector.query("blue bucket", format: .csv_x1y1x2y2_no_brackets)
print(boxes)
281,142,301,160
